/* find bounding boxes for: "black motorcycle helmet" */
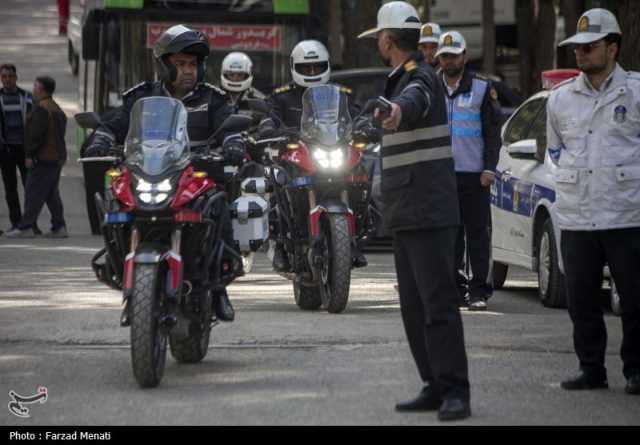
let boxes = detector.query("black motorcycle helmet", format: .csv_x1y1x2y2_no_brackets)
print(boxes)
153,25,210,83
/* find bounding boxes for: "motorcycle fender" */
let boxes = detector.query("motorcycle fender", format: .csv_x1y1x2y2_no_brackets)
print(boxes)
309,200,356,237
122,246,169,299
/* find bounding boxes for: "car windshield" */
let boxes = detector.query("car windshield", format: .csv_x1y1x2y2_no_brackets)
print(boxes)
301,84,352,147
124,97,189,176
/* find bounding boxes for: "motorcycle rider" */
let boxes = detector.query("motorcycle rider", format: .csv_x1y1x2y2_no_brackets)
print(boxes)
87,25,244,323
259,40,368,272
220,52,265,118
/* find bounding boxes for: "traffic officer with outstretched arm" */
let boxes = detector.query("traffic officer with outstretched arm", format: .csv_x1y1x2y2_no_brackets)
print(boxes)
359,1,471,421
547,8,640,395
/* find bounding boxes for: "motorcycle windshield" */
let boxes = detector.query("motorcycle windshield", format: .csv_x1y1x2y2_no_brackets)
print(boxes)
124,97,190,176
301,85,352,147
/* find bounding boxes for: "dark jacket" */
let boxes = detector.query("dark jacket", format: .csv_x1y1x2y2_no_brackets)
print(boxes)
225,87,267,127
441,69,502,172
381,52,460,234
264,82,360,131
25,97,67,163
99,81,233,147
0,86,33,147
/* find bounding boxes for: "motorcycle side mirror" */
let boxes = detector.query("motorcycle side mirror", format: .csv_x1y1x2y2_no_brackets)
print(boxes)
75,112,102,130
208,114,253,145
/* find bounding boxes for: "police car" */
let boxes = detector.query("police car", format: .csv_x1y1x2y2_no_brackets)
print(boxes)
490,70,620,314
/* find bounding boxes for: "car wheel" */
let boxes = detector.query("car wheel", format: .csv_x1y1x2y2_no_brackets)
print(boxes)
492,261,508,290
537,220,567,308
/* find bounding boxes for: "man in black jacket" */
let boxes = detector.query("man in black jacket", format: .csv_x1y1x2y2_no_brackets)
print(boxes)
436,31,503,310
87,25,240,323
359,1,471,421
5,76,67,239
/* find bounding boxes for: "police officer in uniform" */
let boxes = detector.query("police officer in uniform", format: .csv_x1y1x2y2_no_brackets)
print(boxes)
259,40,367,272
436,31,502,310
547,9,640,395
219,52,265,120
359,2,471,421
88,25,243,323
418,22,442,68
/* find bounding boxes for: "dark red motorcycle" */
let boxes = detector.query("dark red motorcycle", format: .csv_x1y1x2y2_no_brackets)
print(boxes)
84,97,249,388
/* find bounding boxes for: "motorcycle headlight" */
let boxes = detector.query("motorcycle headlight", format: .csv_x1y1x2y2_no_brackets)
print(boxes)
136,178,153,192
313,148,344,169
135,177,174,204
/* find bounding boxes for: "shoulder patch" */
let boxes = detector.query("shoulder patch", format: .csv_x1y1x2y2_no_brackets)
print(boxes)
204,83,227,96
273,85,292,95
339,86,353,95
404,60,417,72
122,81,152,98
627,71,640,81
489,87,499,101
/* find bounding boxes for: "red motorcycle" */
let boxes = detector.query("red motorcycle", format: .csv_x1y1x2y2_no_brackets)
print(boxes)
84,97,249,388
262,85,376,313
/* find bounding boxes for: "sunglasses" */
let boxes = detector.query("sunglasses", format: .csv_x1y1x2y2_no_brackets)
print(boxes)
573,41,604,54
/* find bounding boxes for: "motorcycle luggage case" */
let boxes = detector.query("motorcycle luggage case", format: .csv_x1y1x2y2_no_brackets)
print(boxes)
230,195,269,252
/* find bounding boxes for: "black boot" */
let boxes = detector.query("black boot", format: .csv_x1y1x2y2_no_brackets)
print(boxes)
214,289,235,322
272,243,291,272
352,247,368,268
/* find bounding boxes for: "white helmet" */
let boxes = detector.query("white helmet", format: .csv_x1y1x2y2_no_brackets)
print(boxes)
221,52,253,93
358,1,422,39
290,40,331,88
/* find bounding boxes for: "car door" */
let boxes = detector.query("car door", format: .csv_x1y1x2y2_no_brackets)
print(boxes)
492,96,547,268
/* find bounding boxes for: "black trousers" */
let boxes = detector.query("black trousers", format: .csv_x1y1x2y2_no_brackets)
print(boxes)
394,227,470,400
561,229,640,379
0,144,28,227
19,162,66,231
454,173,492,300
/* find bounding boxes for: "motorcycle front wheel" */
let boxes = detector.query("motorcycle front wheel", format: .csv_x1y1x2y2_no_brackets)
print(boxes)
130,264,168,388
319,213,352,314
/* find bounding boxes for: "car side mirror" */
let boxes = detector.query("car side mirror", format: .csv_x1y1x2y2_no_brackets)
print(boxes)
507,140,537,160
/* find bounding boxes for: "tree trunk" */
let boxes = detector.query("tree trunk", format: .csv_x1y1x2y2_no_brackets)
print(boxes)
532,0,557,92
341,0,382,69
558,0,586,68
327,0,344,68
483,0,496,74
516,0,534,96
617,0,640,71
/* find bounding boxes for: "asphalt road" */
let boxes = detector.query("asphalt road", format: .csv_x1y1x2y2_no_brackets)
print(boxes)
1,0,639,427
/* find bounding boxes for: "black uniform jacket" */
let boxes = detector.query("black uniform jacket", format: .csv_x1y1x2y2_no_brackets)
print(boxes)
100,81,233,147
265,82,360,131
381,52,460,233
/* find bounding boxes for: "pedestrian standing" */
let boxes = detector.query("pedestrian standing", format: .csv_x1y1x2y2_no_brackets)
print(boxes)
57,0,70,36
0,63,41,234
547,9,640,395
359,2,471,421
436,31,502,311
5,76,68,239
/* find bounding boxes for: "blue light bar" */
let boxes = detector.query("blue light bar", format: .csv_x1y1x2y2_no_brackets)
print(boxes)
105,213,133,224
290,176,314,188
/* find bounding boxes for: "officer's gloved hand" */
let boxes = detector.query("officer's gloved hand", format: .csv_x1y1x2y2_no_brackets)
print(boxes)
353,117,382,143
85,130,115,157
257,118,277,140
223,135,247,167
